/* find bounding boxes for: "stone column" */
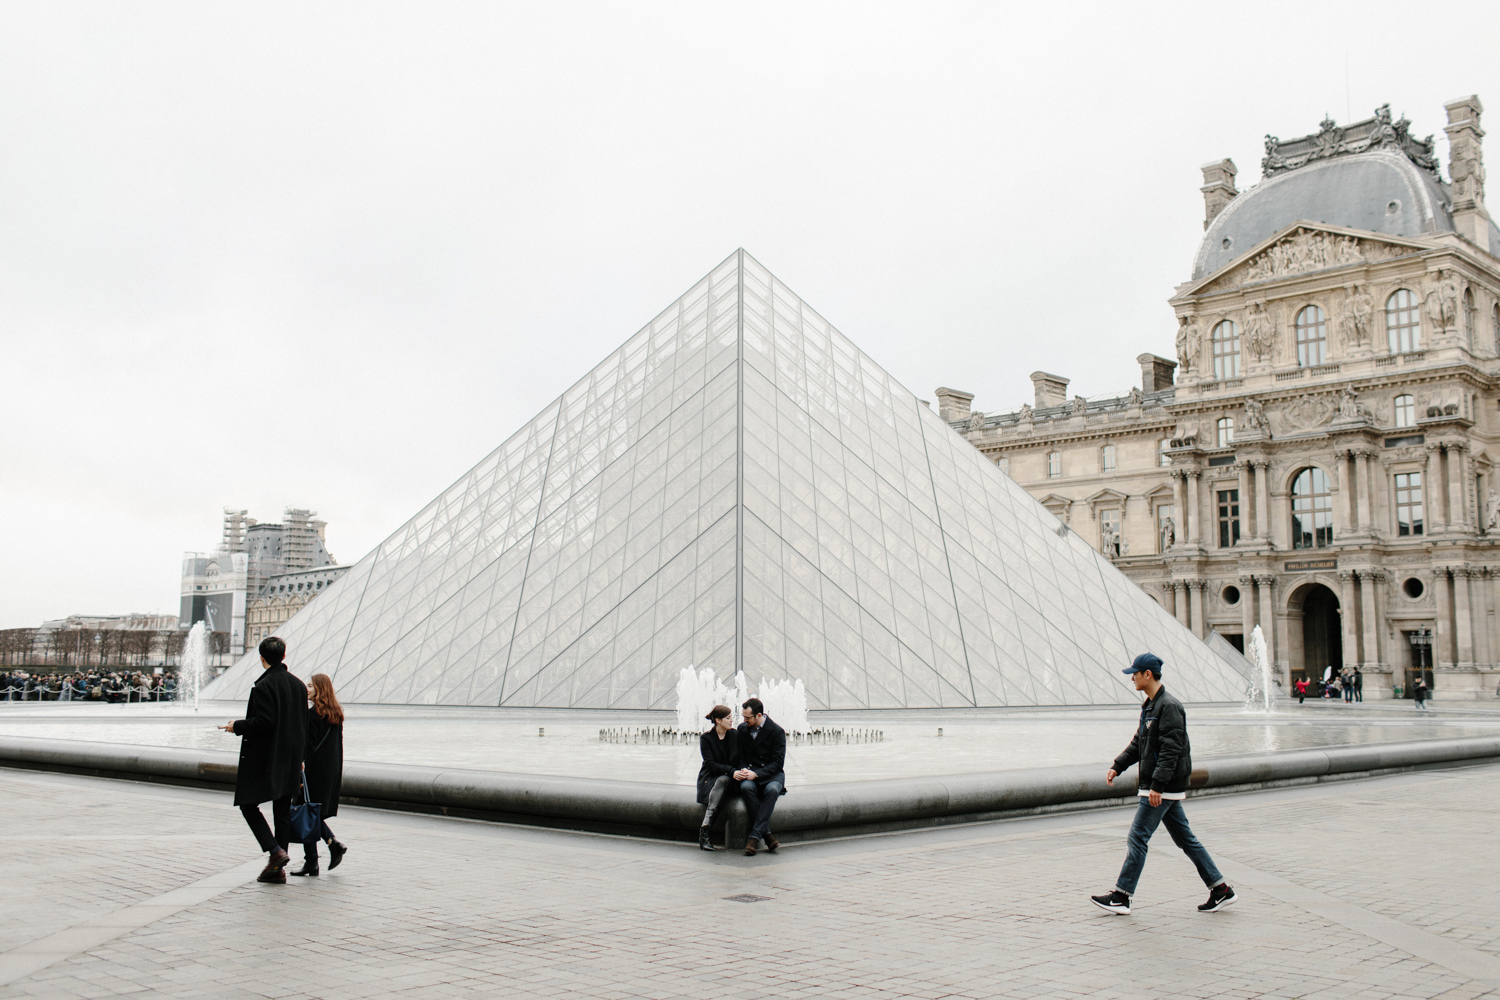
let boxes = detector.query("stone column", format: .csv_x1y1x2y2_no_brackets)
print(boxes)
1256,575,1277,676
1239,574,1256,643
1188,580,1206,638
1435,567,1454,668
1472,568,1492,668
1254,460,1272,542
1355,450,1375,534
1359,570,1382,668
1173,581,1189,627
1338,571,1360,667
1454,567,1475,666
1235,463,1251,544
1448,443,1470,533
1426,445,1447,533
1187,471,1202,546
1334,450,1355,535
1172,472,1188,546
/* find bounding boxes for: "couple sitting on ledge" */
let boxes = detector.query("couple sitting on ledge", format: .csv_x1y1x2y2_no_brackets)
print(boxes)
696,697,786,855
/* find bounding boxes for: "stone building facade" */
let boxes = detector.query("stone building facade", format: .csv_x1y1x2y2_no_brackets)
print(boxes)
944,97,1500,699
245,564,352,650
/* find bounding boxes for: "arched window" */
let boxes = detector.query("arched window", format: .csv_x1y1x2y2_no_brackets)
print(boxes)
1295,306,1327,366
996,456,1010,476
1291,467,1333,549
1393,394,1416,428
1047,451,1061,478
1386,289,1420,353
1216,417,1234,448
1101,444,1117,472
1211,320,1241,379
1464,288,1476,346
1159,437,1172,467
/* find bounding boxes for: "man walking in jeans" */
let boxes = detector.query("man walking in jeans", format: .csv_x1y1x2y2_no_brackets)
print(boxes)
1091,653,1237,915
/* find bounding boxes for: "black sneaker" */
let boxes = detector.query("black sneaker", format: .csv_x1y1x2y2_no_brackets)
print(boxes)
1198,883,1237,912
1090,890,1131,914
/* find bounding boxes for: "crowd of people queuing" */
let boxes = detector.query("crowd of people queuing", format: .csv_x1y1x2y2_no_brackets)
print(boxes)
1,670,179,702
222,636,348,883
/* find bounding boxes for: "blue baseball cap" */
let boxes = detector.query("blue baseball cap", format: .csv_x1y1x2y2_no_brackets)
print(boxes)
1123,653,1163,675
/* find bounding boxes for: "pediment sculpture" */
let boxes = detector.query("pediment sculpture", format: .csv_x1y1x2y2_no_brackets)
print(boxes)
1281,393,1336,432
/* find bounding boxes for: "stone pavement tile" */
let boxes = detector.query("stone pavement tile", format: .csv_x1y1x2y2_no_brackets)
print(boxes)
4,768,1500,999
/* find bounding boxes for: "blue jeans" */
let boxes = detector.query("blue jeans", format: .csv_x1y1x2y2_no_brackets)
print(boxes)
1115,797,1222,896
739,774,784,841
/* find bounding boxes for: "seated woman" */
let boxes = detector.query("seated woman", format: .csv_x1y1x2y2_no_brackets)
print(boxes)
696,705,740,852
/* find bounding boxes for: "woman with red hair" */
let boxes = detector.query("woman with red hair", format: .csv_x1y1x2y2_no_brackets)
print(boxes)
290,673,349,876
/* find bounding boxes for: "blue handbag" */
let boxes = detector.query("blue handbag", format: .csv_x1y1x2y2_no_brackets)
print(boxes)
290,771,322,843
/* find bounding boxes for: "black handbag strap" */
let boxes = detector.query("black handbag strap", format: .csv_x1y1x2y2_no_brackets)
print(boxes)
299,770,314,804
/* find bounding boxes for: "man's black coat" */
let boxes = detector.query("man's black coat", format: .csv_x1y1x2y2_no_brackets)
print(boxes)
304,706,343,818
1111,685,1193,795
231,664,308,806
736,715,787,785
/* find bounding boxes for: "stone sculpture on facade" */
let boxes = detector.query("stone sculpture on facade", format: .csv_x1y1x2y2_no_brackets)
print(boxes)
968,410,985,431
1335,386,1370,422
1244,230,1365,282
1175,316,1200,374
1426,270,1460,332
1160,517,1175,550
1070,395,1087,415
1241,397,1271,437
1340,285,1374,348
1017,403,1032,422
1262,105,1438,177
1487,489,1500,531
1282,393,1336,431
1243,303,1276,362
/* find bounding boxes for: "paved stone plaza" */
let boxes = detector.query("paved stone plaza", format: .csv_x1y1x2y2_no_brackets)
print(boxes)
1,760,1497,1000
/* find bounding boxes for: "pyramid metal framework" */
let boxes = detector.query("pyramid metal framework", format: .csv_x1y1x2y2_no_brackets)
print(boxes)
205,251,1248,709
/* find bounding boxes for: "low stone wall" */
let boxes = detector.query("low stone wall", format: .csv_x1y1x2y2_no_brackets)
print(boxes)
2,734,1496,844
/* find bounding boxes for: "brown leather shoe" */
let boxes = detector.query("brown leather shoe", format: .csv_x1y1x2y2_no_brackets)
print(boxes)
744,838,759,856
257,863,287,884
268,847,290,869
764,834,780,853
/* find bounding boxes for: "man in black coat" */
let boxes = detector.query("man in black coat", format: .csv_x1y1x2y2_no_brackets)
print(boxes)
1090,653,1236,915
218,637,307,884
734,698,787,856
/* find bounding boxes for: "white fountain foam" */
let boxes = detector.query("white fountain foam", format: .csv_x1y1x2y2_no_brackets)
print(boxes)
1245,624,1275,714
180,622,209,712
674,666,809,733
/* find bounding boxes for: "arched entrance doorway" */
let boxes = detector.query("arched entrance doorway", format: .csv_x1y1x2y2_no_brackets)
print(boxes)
1289,582,1343,689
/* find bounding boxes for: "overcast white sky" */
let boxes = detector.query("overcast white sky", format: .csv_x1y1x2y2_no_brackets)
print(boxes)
3,2,1498,628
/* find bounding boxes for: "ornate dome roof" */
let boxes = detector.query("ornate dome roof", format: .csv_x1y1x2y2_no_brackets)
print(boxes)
1193,108,1500,279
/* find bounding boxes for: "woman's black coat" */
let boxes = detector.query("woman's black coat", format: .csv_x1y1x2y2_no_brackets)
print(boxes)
230,663,307,806
304,705,344,817
696,728,740,804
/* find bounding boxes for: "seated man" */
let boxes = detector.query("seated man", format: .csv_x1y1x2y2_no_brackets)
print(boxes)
734,698,787,856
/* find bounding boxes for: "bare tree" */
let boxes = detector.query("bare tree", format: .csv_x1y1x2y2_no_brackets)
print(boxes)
161,629,186,667
210,631,230,666
124,629,154,667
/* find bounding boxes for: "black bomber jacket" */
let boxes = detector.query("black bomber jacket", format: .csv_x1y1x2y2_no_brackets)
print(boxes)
1111,685,1193,795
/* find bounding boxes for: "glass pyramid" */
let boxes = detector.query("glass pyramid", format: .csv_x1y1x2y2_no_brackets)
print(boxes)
204,251,1248,709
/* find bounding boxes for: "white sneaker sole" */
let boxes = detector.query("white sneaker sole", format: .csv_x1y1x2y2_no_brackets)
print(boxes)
1090,898,1131,915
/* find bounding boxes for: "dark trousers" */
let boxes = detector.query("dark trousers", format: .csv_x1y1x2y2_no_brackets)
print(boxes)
241,797,292,854
1115,797,1222,896
302,820,336,861
739,773,784,841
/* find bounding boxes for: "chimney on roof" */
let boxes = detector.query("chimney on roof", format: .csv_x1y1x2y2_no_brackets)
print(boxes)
934,387,974,423
1137,353,1177,394
1200,159,1238,230
1029,372,1069,409
1444,95,1489,246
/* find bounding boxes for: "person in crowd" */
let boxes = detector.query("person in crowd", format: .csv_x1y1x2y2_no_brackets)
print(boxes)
290,673,348,876
695,704,740,852
1294,677,1309,704
1342,667,1355,703
218,637,307,884
1353,667,1363,703
1413,674,1428,709
1091,653,1236,915
734,698,787,856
